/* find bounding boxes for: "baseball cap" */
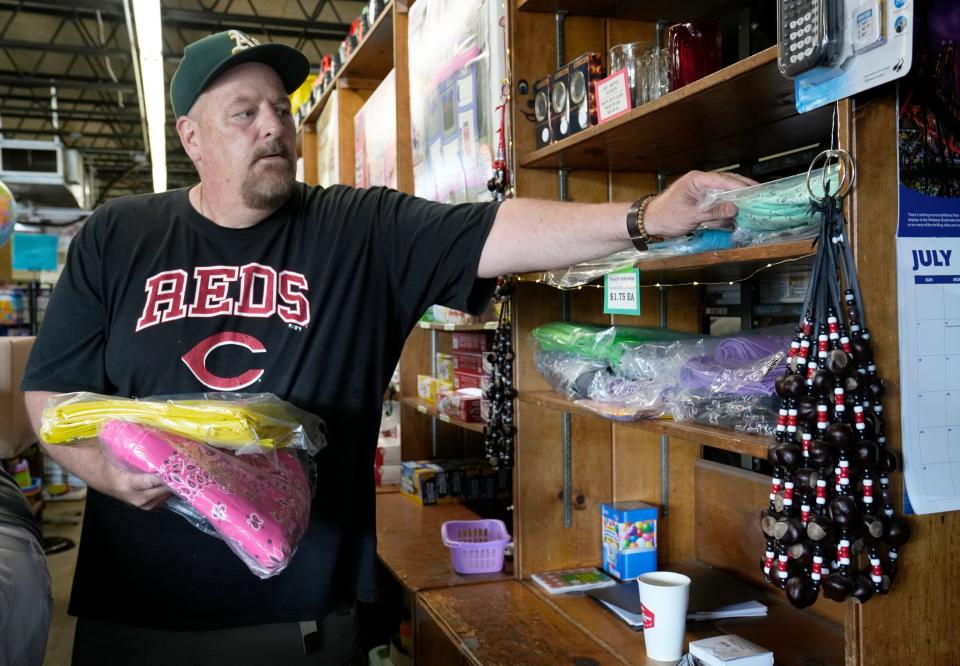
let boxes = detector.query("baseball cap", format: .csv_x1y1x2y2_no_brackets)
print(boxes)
170,30,310,117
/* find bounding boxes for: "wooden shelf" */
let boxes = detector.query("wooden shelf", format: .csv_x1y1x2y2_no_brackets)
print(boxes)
402,396,485,434
376,484,401,494
517,0,741,21
518,46,833,174
418,581,620,664
520,391,771,459
525,561,844,666
376,492,512,592
300,2,395,126
519,238,816,286
417,321,499,331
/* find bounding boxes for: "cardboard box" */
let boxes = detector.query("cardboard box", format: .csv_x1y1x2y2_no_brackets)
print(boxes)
453,351,484,374
437,388,482,422
376,436,401,466
400,461,438,505
0,336,35,458
454,370,484,390
689,635,773,666
417,375,451,404
375,463,402,486
451,332,490,352
435,353,455,383
601,501,658,581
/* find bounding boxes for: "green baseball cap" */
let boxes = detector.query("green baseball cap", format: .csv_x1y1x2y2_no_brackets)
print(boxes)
170,29,310,117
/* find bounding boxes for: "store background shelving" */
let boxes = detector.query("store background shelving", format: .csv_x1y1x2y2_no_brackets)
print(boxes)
293,0,956,662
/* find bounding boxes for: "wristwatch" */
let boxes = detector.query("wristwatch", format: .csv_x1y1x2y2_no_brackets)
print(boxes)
626,194,664,251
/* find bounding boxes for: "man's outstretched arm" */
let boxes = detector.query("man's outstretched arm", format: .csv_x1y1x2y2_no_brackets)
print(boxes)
478,170,754,278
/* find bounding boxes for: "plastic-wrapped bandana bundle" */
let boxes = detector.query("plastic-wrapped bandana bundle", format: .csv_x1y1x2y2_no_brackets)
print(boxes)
668,334,790,435
532,322,789,430
700,164,840,246
532,324,705,421
41,392,324,578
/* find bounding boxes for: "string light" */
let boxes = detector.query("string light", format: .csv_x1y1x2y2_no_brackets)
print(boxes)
517,253,815,291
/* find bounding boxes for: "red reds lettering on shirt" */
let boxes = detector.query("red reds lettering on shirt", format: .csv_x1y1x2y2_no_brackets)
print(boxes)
188,266,238,317
136,265,311,331
277,271,309,326
235,263,277,317
135,270,189,331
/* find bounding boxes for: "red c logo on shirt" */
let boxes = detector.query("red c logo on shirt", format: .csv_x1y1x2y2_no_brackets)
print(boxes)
181,332,266,390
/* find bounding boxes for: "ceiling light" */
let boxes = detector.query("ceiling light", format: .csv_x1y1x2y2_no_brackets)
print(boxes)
131,0,166,193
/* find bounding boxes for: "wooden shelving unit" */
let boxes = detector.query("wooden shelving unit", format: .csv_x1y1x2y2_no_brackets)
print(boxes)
287,0,953,662
519,47,832,174
517,0,741,21
416,321,499,331
520,237,816,286
299,2,396,128
401,396,485,434
376,492,512,593
520,391,771,459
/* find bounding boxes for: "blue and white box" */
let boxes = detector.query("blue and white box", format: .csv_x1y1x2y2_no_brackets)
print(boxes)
601,501,658,581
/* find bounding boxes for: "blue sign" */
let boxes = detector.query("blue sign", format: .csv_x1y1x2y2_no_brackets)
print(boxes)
12,233,58,272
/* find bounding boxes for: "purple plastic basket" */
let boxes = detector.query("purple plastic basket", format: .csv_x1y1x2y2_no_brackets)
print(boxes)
441,518,511,574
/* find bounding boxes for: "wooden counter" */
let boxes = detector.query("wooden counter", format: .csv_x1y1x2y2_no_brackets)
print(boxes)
376,491,513,593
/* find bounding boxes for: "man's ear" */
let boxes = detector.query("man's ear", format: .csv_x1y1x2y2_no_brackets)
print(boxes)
176,114,201,162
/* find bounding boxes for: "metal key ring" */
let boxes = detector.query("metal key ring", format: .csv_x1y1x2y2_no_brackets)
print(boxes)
806,148,856,201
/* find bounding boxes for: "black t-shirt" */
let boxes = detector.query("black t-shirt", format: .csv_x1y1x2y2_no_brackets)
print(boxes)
22,183,499,629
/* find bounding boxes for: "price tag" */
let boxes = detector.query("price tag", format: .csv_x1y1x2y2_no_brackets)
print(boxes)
604,267,641,315
417,404,428,414
443,323,456,330
438,414,451,423
594,68,632,125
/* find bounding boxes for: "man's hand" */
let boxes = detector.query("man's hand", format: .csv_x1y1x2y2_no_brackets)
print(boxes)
99,464,170,510
644,170,757,239
25,390,170,511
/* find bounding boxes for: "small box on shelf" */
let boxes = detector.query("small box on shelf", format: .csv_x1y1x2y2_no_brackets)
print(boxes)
601,501,658,581
451,332,491,352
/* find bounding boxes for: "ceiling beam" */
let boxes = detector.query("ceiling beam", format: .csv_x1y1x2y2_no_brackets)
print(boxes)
0,72,136,92
0,37,129,58
161,7,347,35
0,1,348,40
0,127,144,142
0,93,134,109
0,38,181,60
1,107,142,122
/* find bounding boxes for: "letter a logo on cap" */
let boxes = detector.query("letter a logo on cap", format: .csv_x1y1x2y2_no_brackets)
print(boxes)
227,29,260,55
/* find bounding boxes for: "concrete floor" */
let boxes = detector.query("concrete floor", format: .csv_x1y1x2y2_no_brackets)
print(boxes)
41,499,84,666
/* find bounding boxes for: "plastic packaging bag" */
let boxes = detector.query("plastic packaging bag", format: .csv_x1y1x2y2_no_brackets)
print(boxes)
531,322,697,369
542,229,734,289
664,334,790,434
99,420,313,579
701,165,839,245
41,392,325,456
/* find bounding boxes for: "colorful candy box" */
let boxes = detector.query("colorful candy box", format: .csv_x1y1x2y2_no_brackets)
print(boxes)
601,501,658,581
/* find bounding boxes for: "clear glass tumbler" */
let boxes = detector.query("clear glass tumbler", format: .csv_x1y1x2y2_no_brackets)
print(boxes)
608,42,658,107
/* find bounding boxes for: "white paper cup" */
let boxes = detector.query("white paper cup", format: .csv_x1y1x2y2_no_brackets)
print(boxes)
637,571,691,662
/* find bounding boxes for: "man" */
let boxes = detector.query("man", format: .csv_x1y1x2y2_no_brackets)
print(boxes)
22,31,752,664
0,452,51,666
